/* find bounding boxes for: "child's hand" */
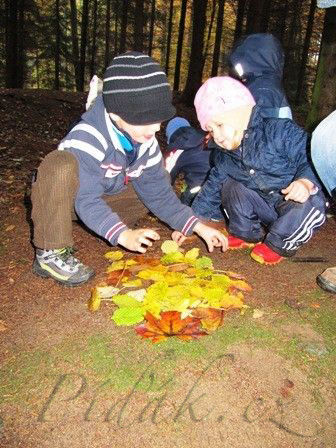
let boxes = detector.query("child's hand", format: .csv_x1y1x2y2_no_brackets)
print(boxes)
281,179,315,203
193,222,228,252
172,230,187,245
117,228,160,253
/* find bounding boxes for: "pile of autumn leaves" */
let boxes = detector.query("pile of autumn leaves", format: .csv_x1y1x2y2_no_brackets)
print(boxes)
88,241,251,343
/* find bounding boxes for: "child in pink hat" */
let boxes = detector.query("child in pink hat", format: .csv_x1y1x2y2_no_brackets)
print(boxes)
173,76,326,265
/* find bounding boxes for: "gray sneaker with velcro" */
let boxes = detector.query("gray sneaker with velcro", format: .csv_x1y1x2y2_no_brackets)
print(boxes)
33,247,95,286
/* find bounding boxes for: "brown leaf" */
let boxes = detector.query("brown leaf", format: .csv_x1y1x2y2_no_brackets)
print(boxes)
192,308,226,332
168,263,189,272
0,320,7,332
135,311,207,343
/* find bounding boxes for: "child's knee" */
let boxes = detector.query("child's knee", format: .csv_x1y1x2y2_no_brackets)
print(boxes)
39,151,78,181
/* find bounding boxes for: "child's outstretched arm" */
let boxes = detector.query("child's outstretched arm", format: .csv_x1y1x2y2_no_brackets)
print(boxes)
191,150,228,219
172,222,228,252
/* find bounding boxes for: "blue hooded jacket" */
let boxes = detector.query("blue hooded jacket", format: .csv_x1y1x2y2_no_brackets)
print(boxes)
229,33,292,119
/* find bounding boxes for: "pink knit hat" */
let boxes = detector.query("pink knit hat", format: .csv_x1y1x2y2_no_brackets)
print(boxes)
194,76,256,131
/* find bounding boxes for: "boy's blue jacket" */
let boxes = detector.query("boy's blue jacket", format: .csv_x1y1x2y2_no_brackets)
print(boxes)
228,33,292,119
192,106,321,220
166,126,211,189
58,95,198,245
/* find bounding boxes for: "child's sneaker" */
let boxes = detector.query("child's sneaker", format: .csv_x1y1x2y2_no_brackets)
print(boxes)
228,235,255,250
250,243,283,265
33,248,95,286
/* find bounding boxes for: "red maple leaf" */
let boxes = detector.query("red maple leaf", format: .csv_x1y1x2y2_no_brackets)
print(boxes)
135,311,208,344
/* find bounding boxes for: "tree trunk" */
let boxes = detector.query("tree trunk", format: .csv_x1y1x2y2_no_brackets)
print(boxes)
211,0,225,77
90,0,98,78
5,0,18,87
148,0,156,56
173,0,187,91
234,0,247,42
119,0,129,53
283,0,303,90
78,0,89,91
105,0,111,67
295,0,316,104
279,0,288,45
245,0,265,34
17,0,25,88
114,0,119,57
54,0,61,90
306,7,336,130
260,0,272,33
165,0,174,74
181,0,207,106
202,0,216,71
134,0,144,52
69,0,81,90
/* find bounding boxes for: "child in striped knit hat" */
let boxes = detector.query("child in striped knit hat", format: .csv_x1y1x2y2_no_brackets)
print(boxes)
31,52,228,286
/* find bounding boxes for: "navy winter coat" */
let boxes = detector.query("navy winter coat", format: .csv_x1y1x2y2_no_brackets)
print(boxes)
166,126,211,190
191,106,321,220
228,33,292,119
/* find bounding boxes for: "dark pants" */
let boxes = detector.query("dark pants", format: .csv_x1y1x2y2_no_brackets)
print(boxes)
31,150,148,249
221,179,326,257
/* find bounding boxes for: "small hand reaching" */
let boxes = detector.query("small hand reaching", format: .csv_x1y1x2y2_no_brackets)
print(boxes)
117,228,160,253
172,222,228,252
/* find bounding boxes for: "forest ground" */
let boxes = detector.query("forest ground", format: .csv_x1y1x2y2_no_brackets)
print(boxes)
0,89,335,448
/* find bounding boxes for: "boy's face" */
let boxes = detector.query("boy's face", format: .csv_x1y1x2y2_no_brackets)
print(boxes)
205,115,244,150
110,113,161,143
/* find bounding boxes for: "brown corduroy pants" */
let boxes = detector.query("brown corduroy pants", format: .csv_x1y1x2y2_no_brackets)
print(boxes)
31,150,147,249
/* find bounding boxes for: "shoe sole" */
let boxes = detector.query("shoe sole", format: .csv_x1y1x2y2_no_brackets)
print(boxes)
228,243,255,250
250,252,283,265
316,275,336,294
33,260,95,287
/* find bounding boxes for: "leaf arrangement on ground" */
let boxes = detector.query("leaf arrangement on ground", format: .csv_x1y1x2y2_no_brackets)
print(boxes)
88,242,252,343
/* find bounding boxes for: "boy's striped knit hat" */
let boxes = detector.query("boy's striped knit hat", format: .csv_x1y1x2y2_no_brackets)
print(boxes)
103,51,175,125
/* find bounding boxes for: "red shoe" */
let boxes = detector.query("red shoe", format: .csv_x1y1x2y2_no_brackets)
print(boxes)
250,243,283,265
228,235,256,250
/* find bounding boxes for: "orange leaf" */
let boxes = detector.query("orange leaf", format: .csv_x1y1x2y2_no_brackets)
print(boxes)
135,311,207,343
106,269,131,286
228,280,252,294
192,308,226,332
133,255,161,266
219,270,246,280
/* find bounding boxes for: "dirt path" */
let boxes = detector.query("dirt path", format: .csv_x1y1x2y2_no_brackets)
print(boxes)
0,90,335,448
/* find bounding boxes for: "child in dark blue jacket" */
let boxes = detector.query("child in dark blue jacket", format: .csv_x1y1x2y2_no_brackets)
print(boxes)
164,117,211,206
165,33,292,209
228,33,292,120
172,76,326,265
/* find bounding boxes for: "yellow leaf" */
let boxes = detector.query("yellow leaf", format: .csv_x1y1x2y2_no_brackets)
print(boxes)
106,260,125,272
161,240,180,254
184,247,200,262
137,269,166,281
122,279,143,288
104,250,124,261
88,288,101,311
5,224,15,232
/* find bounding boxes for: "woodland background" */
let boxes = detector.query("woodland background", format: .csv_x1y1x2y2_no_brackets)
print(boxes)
1,0,336,129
